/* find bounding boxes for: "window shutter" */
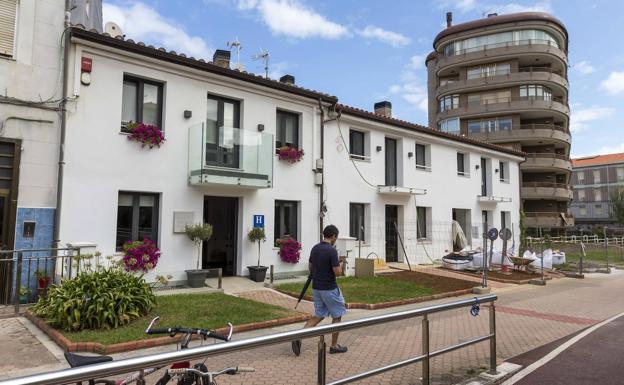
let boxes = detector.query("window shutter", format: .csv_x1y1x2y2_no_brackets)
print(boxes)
0,0,17,57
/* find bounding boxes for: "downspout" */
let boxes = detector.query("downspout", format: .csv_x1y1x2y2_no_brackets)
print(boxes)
317,99,339,241
53,3,71,248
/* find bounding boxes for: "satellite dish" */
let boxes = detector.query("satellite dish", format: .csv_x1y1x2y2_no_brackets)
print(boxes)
104,22,124,38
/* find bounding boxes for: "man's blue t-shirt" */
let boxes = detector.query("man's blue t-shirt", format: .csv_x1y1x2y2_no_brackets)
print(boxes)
309,242,340,290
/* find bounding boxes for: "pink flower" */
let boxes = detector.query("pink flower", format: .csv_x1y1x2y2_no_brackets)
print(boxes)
127,122,165,149
277,146,304,163
122,238,160,272
278,238,302,263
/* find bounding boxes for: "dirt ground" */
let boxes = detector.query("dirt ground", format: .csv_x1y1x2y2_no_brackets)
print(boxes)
449,268,541,282
378,270,475,292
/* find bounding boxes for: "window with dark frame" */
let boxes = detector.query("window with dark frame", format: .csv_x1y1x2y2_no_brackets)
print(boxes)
116,192,159,251
274,200,298,244
349,203,365,241
349,130,365,159
121,75,164,132
457,153,466,175
415,143,427,169
416,207,428,240
276,110,299,148
499,161,507,181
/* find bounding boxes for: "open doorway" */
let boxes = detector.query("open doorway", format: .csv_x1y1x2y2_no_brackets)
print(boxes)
452,208,472,246
385,205,399,262
203,196,238,276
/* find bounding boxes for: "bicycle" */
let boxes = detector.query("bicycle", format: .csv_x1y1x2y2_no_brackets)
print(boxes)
64,316,249,385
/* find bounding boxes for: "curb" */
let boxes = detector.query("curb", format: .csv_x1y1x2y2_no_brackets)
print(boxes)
25,311,311,354
274,288,473,310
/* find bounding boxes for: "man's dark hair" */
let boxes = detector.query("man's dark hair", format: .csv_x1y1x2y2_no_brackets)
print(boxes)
323,225,339,239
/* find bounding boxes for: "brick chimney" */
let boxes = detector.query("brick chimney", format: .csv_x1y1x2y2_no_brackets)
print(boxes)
279,74,295,85
374,101,392,118
213,49,231,69
446,12,453,28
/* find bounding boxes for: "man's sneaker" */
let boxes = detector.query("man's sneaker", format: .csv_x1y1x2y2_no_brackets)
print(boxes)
329,345,348,354
291,339,302,356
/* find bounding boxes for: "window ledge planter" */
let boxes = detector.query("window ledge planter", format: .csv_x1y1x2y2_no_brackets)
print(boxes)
126,122,165,149
277,146,304,163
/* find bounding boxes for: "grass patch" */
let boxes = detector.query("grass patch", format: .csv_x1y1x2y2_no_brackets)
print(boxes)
62,293,296,345
275,276,435,304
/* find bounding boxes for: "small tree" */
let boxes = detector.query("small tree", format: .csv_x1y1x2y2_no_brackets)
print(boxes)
611,187,624,226
248,227,266,267
185,223,213,270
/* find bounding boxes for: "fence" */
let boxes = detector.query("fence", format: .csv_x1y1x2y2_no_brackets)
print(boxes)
0,295,498,385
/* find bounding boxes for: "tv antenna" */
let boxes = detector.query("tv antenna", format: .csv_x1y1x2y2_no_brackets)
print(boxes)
252,47,270,78
227,37,243,70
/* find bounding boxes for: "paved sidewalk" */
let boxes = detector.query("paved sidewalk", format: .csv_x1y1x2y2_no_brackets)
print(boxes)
3,271,624,384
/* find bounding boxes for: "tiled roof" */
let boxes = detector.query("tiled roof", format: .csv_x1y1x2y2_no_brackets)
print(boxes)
336,104,525,158
69,26,338,103
572,153,624,168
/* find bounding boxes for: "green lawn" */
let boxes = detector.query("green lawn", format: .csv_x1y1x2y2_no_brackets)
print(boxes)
274,276,435,304
63,293,296,345
564,248,624,265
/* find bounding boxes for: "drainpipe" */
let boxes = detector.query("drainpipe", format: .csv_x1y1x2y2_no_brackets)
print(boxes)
53,3,71,248
317,99,339,241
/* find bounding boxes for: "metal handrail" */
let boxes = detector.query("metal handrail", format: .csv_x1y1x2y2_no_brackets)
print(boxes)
0,295,498,385
518,123,568,133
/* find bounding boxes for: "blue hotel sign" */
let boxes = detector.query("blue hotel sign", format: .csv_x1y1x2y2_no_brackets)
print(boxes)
253,215,265,228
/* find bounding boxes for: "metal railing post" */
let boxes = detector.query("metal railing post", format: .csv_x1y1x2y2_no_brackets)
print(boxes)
489,303,498,375
318,335,326,385
270,265,274,284
14,252,23,315
217,268,222,290
421,314,430,385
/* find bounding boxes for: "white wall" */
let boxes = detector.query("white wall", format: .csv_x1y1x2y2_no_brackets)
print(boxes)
61,44,321,281
0,0,64,208
323,114,522,264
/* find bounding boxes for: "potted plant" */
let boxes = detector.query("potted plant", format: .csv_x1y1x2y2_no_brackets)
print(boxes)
35,269,51,290
277,236,302,264
277,146,304,163
19,286,31,304
247,227,268,282
185,223,213,288
126,121,166,148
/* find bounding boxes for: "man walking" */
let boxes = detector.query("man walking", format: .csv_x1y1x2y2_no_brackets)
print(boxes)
292,225,347,356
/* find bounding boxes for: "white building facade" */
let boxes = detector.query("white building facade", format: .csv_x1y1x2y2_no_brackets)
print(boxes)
56,27,523,283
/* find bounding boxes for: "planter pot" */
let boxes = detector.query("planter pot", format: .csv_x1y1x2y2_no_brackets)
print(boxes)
37,277,51,290
247,265,268,282
19,294,29,304
185,270,208,288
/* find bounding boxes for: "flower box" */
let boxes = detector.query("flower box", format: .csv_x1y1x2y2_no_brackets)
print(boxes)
277,146,304,163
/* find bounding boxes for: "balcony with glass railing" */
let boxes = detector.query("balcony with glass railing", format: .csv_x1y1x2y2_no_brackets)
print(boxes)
188,123,274,188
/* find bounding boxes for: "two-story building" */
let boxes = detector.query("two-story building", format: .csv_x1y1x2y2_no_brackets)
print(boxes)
571,153,624,231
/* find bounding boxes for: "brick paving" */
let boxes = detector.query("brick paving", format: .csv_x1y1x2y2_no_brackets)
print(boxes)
3,271,624,384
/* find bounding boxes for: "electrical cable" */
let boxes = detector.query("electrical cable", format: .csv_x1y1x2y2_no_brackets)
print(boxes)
335,116,378,189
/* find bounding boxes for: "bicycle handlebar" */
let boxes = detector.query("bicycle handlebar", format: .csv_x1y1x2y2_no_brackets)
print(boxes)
167,366,255,377
145,316,233,341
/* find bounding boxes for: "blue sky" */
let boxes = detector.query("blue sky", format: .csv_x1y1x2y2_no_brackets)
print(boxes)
102,0,624,158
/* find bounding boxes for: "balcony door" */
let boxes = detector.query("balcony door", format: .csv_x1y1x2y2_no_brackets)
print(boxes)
206,95,240,168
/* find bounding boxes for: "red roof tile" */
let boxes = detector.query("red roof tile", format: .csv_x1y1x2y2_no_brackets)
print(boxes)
572,153,624,167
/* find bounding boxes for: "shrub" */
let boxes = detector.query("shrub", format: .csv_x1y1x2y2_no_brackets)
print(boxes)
122,238,160,273
126,122,165,148
31,269,156,331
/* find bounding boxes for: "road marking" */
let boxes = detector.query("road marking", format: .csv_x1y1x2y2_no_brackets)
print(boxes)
503,310,624,384
496,306,597,325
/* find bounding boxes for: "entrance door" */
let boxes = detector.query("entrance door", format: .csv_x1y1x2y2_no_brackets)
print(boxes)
0,140,20,304
385,137,397,186
385,205,399,262
203,196,238,276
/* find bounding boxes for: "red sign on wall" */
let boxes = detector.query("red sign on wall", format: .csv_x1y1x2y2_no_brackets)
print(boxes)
81,57,92,73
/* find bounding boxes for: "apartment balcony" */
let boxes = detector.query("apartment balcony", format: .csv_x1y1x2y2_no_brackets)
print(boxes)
477,195,513,205
188,123,273,188
437,67,568,98
436,97,569,123
521,182,573,201
524,212,574,228
523,153,572,173
433,39,567,74
468,124,571,146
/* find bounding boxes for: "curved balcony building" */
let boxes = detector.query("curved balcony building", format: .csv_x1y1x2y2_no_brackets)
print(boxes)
427,12,572,232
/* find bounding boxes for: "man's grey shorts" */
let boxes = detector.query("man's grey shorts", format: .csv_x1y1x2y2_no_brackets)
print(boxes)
312,288,346,319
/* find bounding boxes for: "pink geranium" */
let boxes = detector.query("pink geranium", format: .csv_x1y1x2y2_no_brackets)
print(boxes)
122,238,160,272
277,237,302,263
277,146,304,163
127,122,165,148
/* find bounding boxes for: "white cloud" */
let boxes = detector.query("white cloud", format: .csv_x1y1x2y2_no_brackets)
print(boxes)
356,25,411,47
569,105,615,133
236,0,349,39
102,2,212,59
438,0,552,14
601,71,624,95
388,73,428,112
574,61,596,75
268,61,289,80
406,54,427,70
